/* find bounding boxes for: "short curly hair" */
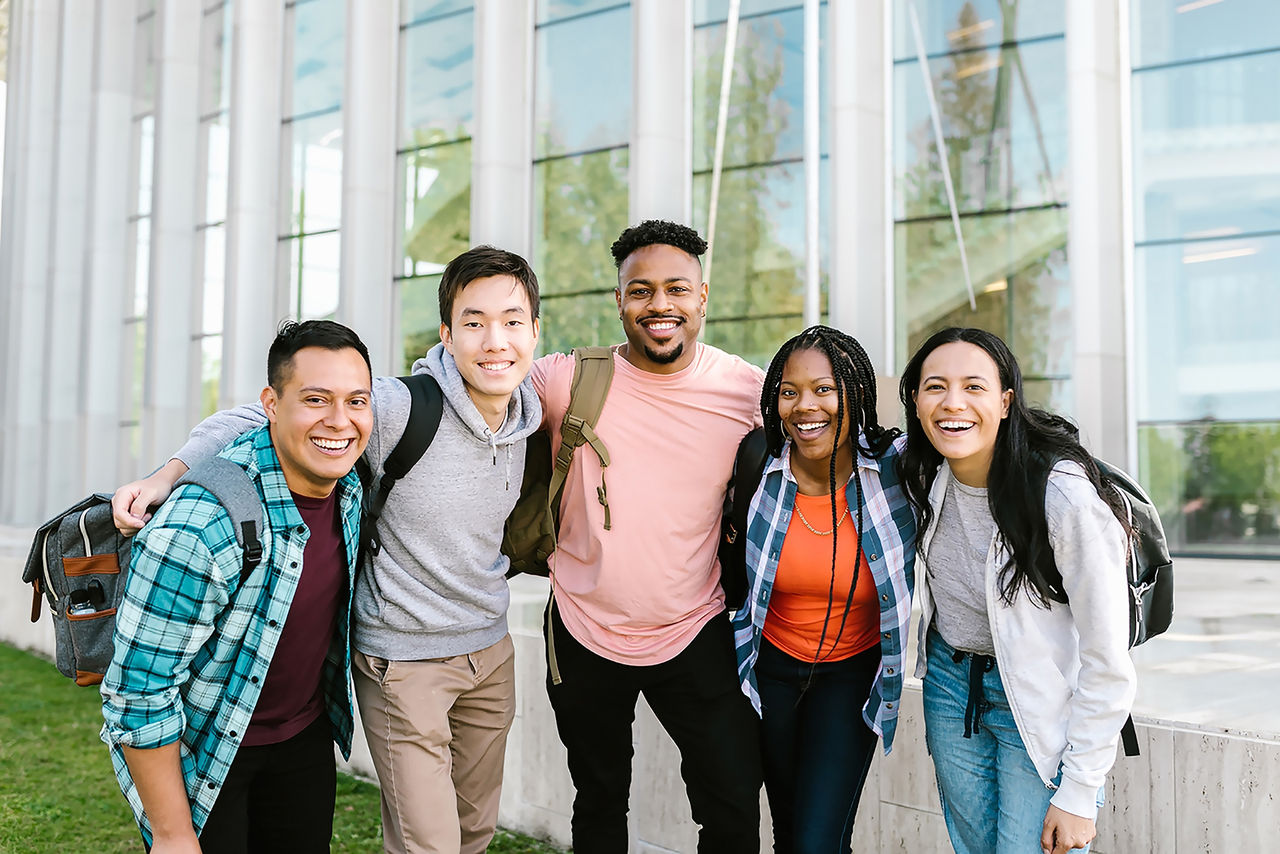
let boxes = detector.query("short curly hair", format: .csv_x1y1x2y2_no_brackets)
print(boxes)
610,220,708,270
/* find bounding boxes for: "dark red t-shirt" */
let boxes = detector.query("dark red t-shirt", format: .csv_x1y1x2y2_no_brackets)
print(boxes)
242,489,346,746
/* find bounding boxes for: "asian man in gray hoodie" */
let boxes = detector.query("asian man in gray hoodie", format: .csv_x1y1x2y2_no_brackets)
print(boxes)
111,246,543,854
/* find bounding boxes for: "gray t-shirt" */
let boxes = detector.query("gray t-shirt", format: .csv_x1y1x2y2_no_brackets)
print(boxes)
926,478,997,655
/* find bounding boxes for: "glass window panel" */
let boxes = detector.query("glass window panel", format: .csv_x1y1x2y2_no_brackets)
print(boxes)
694,8,824,173
1020,377,1072,415
129,319,146,420
400,140,472,278
539,292,624,355
1135,234,1280,423
695,1,812,28
534,6,631,158
404,0,473,25
893,38,1067,220
133,13,156,116
537,0,627,26
705,315,808,369
203,116,230,224
533,148,630,297
402,11,474,148
199,4,231,117
893,207,1070,377
1132,51,1280,243
283,110,344,236
890,0,1063,61
693,162,807,320
288,0,345,117
201,225,225,336
134,116,154,217
132,218,151,318
286,231,342,320
1132,0,1280,68
399,275,443,372
1139,422,1280,556
200,335,222,417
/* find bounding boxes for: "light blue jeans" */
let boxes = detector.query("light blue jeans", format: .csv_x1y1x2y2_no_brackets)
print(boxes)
923,630,1101,854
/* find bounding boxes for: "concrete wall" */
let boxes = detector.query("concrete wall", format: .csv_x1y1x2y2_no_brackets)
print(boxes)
5,535,1277,852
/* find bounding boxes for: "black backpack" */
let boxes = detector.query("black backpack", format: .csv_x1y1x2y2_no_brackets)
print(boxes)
22,458,265,686
718,427,768,612
356,350,615,578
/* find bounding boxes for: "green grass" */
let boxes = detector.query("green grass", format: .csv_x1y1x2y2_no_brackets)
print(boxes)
0,643,564,853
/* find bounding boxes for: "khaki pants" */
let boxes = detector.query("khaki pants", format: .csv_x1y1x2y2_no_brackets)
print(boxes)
353,634,516,854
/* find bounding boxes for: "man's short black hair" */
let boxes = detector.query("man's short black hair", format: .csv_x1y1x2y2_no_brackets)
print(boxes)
610,220,708,271
438,245,541,330
267,319,372,391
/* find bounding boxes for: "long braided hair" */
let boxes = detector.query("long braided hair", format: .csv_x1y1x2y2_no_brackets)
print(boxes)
761,325,900,662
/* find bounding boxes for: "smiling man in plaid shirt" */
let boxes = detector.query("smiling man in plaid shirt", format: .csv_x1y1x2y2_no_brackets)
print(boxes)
101,320,373,853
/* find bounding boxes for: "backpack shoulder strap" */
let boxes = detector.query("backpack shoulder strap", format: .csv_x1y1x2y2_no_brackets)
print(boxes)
732,427,769,527
176,457,265,582
551,346,616,528
359,372,444,558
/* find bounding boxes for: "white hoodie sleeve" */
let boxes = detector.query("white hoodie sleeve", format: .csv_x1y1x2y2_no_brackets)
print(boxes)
1045,465,1138,818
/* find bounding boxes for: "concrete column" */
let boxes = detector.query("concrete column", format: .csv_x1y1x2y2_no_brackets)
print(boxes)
40,0,97,512
0,0,60,524
472,0,534,257
828,0,891,372
338,0,398,375
1067,0,1128,462
141,0,203,469
223,0,284,405
80,1,137,494
630,0,691,225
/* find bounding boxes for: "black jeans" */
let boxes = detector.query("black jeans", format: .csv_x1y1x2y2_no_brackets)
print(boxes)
197,713,337,854
755,638,880,854
545,604,763,854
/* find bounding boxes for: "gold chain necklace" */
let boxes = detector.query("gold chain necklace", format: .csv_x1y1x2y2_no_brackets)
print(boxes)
794,503,849,536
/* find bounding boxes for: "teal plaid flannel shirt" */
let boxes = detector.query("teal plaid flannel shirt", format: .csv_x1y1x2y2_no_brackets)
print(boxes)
730,434,917,752
100,426,361,842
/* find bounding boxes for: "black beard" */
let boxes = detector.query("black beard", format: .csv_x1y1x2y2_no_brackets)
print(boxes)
643,341,684,365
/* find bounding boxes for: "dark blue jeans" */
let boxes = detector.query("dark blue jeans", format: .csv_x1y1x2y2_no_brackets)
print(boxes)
755,638,880,854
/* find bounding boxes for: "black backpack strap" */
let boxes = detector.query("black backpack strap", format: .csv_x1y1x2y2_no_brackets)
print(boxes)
360,373,444,559
720,427,768,611
1120,715,1140,756
176,457,265,583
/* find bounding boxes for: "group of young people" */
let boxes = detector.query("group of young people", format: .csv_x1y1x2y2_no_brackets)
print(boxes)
99,218,1135,854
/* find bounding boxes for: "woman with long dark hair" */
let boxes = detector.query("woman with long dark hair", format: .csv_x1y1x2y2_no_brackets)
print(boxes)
730,325,916,853
897,327,1136,854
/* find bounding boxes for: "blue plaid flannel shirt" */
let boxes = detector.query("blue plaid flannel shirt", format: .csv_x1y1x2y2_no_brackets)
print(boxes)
730,434,917,752
100,426,360,842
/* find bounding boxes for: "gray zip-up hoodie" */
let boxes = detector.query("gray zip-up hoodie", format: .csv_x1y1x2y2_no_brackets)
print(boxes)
173,343,543,660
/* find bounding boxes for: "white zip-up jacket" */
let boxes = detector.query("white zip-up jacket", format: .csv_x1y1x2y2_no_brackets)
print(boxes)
914,460,1137,820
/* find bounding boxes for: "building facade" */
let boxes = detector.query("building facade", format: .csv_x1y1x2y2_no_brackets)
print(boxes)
1,0,1277,558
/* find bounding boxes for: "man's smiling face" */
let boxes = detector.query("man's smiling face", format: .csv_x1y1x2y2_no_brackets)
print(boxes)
440,274,539,413
615,243,708,374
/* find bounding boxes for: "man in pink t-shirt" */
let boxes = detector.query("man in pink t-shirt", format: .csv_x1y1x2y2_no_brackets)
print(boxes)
531,220,765,852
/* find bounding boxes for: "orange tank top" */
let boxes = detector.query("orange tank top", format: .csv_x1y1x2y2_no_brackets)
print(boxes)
762,490,880,662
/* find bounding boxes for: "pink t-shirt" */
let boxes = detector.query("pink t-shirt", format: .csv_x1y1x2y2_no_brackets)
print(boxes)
532,343,764,666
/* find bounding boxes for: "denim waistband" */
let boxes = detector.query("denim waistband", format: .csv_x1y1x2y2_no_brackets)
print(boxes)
929,628,996,740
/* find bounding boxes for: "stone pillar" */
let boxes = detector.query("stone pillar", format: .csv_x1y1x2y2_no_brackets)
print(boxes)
80,1,137,493
222,0,284,405
828,0,891,372
142,0,203,467
630,0,691,225
0,0,60,524
1067,0,1128,463
472,0,534,257
338,0,398,375
41,2,96,511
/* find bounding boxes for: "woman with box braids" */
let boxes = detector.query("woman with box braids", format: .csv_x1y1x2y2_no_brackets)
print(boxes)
730,325,917,853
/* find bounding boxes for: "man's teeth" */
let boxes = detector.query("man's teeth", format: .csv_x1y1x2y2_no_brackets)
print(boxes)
795,422,828,433
645,320,678,331
313,437,351,450
938,421,974,431
479,361,514,372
